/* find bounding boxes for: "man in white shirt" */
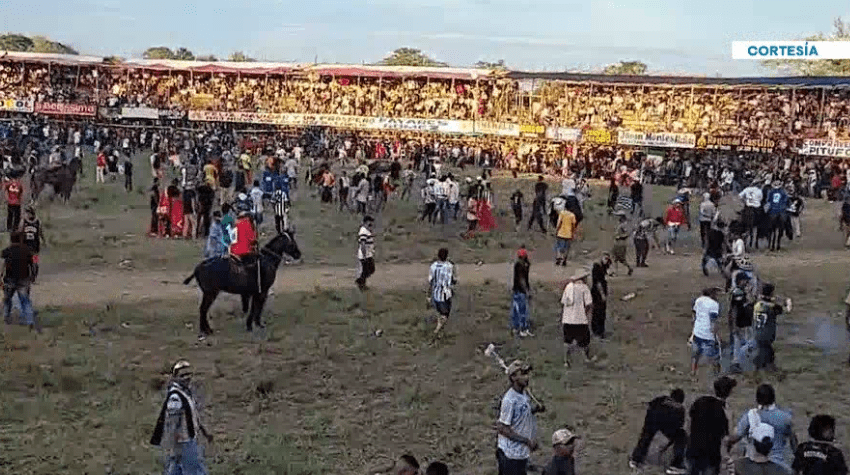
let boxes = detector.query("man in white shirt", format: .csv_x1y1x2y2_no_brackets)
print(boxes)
496,360,542,475
427,247,457,336
560,269,595,368
433,176,449,225
355,215,376,291
447,173,460,221
690,288,721,376
698,193,717,249
284,156,298,190
739,181,764,246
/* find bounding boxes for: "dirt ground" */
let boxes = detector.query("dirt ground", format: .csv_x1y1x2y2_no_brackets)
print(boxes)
3,153,850,474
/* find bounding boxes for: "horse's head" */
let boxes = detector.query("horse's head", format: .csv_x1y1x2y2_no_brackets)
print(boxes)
266,230,301,263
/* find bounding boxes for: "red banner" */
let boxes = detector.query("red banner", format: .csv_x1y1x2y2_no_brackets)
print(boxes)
34,102,96,116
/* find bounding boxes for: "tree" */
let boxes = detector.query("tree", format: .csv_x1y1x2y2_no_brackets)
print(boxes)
196,55,218,62
0,34,77,55
102,56,124,65
376,47,448,67
228,51,256,62
0,34,34,52
173,47,195,61
474,59,508,71
603,60,648,75
143,47,175,60
762,17,850,76
30,36,78,55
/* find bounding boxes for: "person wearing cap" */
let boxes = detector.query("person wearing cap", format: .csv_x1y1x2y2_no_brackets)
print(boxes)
752,283,791,372
663,200,686,255
734,423,785,474
792,415,848,475
687,376,737,475
356,215,376,291
628,389,687,473
699,192,717,249
511,246,533,338
542,428,581,475
428,247,457,336
150,360,211,475
560,268,595,367
727,384,796,473
19,206,43,284
496,360,541,475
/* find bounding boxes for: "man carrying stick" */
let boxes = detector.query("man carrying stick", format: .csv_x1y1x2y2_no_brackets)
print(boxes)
496,360,543,475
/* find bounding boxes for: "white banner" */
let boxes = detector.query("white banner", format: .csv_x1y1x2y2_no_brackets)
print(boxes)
617,130,696,148
799,140,850,158
121,107,159,119
0,98,33,113
545,126,582,142
374,117,473,134
473,120,520,137
732,41,850,60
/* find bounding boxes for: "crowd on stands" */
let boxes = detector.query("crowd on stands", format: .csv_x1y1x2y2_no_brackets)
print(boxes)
2,61,850,143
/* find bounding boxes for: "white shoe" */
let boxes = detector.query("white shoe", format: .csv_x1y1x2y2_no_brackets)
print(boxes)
519,330,534,337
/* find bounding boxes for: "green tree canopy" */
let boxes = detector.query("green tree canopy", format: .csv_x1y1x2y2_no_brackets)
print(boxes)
377,47,448,67
142,46,195,61
474,59,508,71
227,51,256,62
0,34,77,55
761,17,850,76
603,60,648,75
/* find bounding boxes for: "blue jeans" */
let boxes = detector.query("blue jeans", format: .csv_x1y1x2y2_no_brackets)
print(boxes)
165,439,207,475
436,199,448,224
731,327,754,366
3,280,34,325
510,292,529,331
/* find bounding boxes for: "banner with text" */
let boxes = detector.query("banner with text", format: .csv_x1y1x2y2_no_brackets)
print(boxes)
34,102,96,116
0,98,33,113
581,129,614,145
799,140,850,158
617,130,696,148
472,120,520,137
519,124,545,138
696,134,776,153
121,107,160,120
545,126,582,142
375,117,473,134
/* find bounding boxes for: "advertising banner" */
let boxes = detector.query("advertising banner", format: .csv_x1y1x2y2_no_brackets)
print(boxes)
0,98,33,113
34,102,96,116
617,130,696,148
545,126,582,142
799,139,850,158
473,120,520,137
121,107,160,119
582,129,614,145
696,134,776,153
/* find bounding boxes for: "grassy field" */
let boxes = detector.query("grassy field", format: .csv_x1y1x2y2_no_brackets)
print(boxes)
3,147,850,474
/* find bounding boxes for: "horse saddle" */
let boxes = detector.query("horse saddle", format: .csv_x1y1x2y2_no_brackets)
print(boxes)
229,255,259,283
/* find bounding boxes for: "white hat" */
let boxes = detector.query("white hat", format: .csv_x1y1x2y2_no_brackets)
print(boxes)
750,422,775,463
570,268,590,281
552,428,578,446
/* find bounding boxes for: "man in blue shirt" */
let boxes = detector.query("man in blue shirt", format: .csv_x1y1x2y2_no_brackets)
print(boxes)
765,182,789,251
726,384,796,473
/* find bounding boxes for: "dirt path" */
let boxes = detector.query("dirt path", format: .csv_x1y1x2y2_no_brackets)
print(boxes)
33,249,847,307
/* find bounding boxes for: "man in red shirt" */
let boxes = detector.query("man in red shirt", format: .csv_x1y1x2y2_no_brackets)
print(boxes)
663,200,686,255
4,176,23,232
229,211,258,280
96,151,107,184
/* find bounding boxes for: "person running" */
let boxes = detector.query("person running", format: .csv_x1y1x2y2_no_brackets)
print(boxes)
554,206,577,267
690,287,722,377
726,384,796,473
752,284,792,372
560,268,595,367
428,247,457,337
687,376,737,475
628,388,687,474
1,231,37,332
728,273,754,374
792,415,848,475
663,200,686,255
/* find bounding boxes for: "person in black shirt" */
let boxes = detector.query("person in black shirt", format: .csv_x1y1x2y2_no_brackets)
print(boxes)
196,183,215,238
793,415,848,475
702,221,728,277
687,376,737,475
2,231,37,332
728,273,754,373
628,388,687,473
590,255,611,338
148,179,160,237
631,180,644,217
19,206,43,283
510,190,524,228
528,176,548,233
123,156,133,192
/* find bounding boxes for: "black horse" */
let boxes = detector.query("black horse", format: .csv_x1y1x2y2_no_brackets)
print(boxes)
183,231,302,338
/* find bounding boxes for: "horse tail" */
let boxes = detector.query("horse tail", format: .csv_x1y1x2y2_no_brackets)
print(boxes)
183,270,196,285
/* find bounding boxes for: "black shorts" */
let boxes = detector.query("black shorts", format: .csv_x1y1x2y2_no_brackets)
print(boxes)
433,298,452,316
562,324,591,347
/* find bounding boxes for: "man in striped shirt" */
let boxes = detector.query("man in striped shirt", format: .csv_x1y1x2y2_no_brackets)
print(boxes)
428,247,457,336
356,216,376,291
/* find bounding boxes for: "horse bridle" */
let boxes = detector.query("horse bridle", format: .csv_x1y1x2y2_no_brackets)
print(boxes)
260,231,294,263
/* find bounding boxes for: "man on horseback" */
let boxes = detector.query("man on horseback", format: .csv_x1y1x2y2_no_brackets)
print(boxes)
229,209,258,284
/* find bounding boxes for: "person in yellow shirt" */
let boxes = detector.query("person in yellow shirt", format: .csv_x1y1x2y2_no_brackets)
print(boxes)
239,152,253,186
555,208,577,266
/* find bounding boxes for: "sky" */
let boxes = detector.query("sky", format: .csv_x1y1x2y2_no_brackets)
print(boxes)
1,0,849,76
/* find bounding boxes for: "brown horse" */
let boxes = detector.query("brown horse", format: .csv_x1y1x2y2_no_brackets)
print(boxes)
31,160,81,202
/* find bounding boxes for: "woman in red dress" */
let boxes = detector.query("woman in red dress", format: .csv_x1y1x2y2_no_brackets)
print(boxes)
476,181,497,232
